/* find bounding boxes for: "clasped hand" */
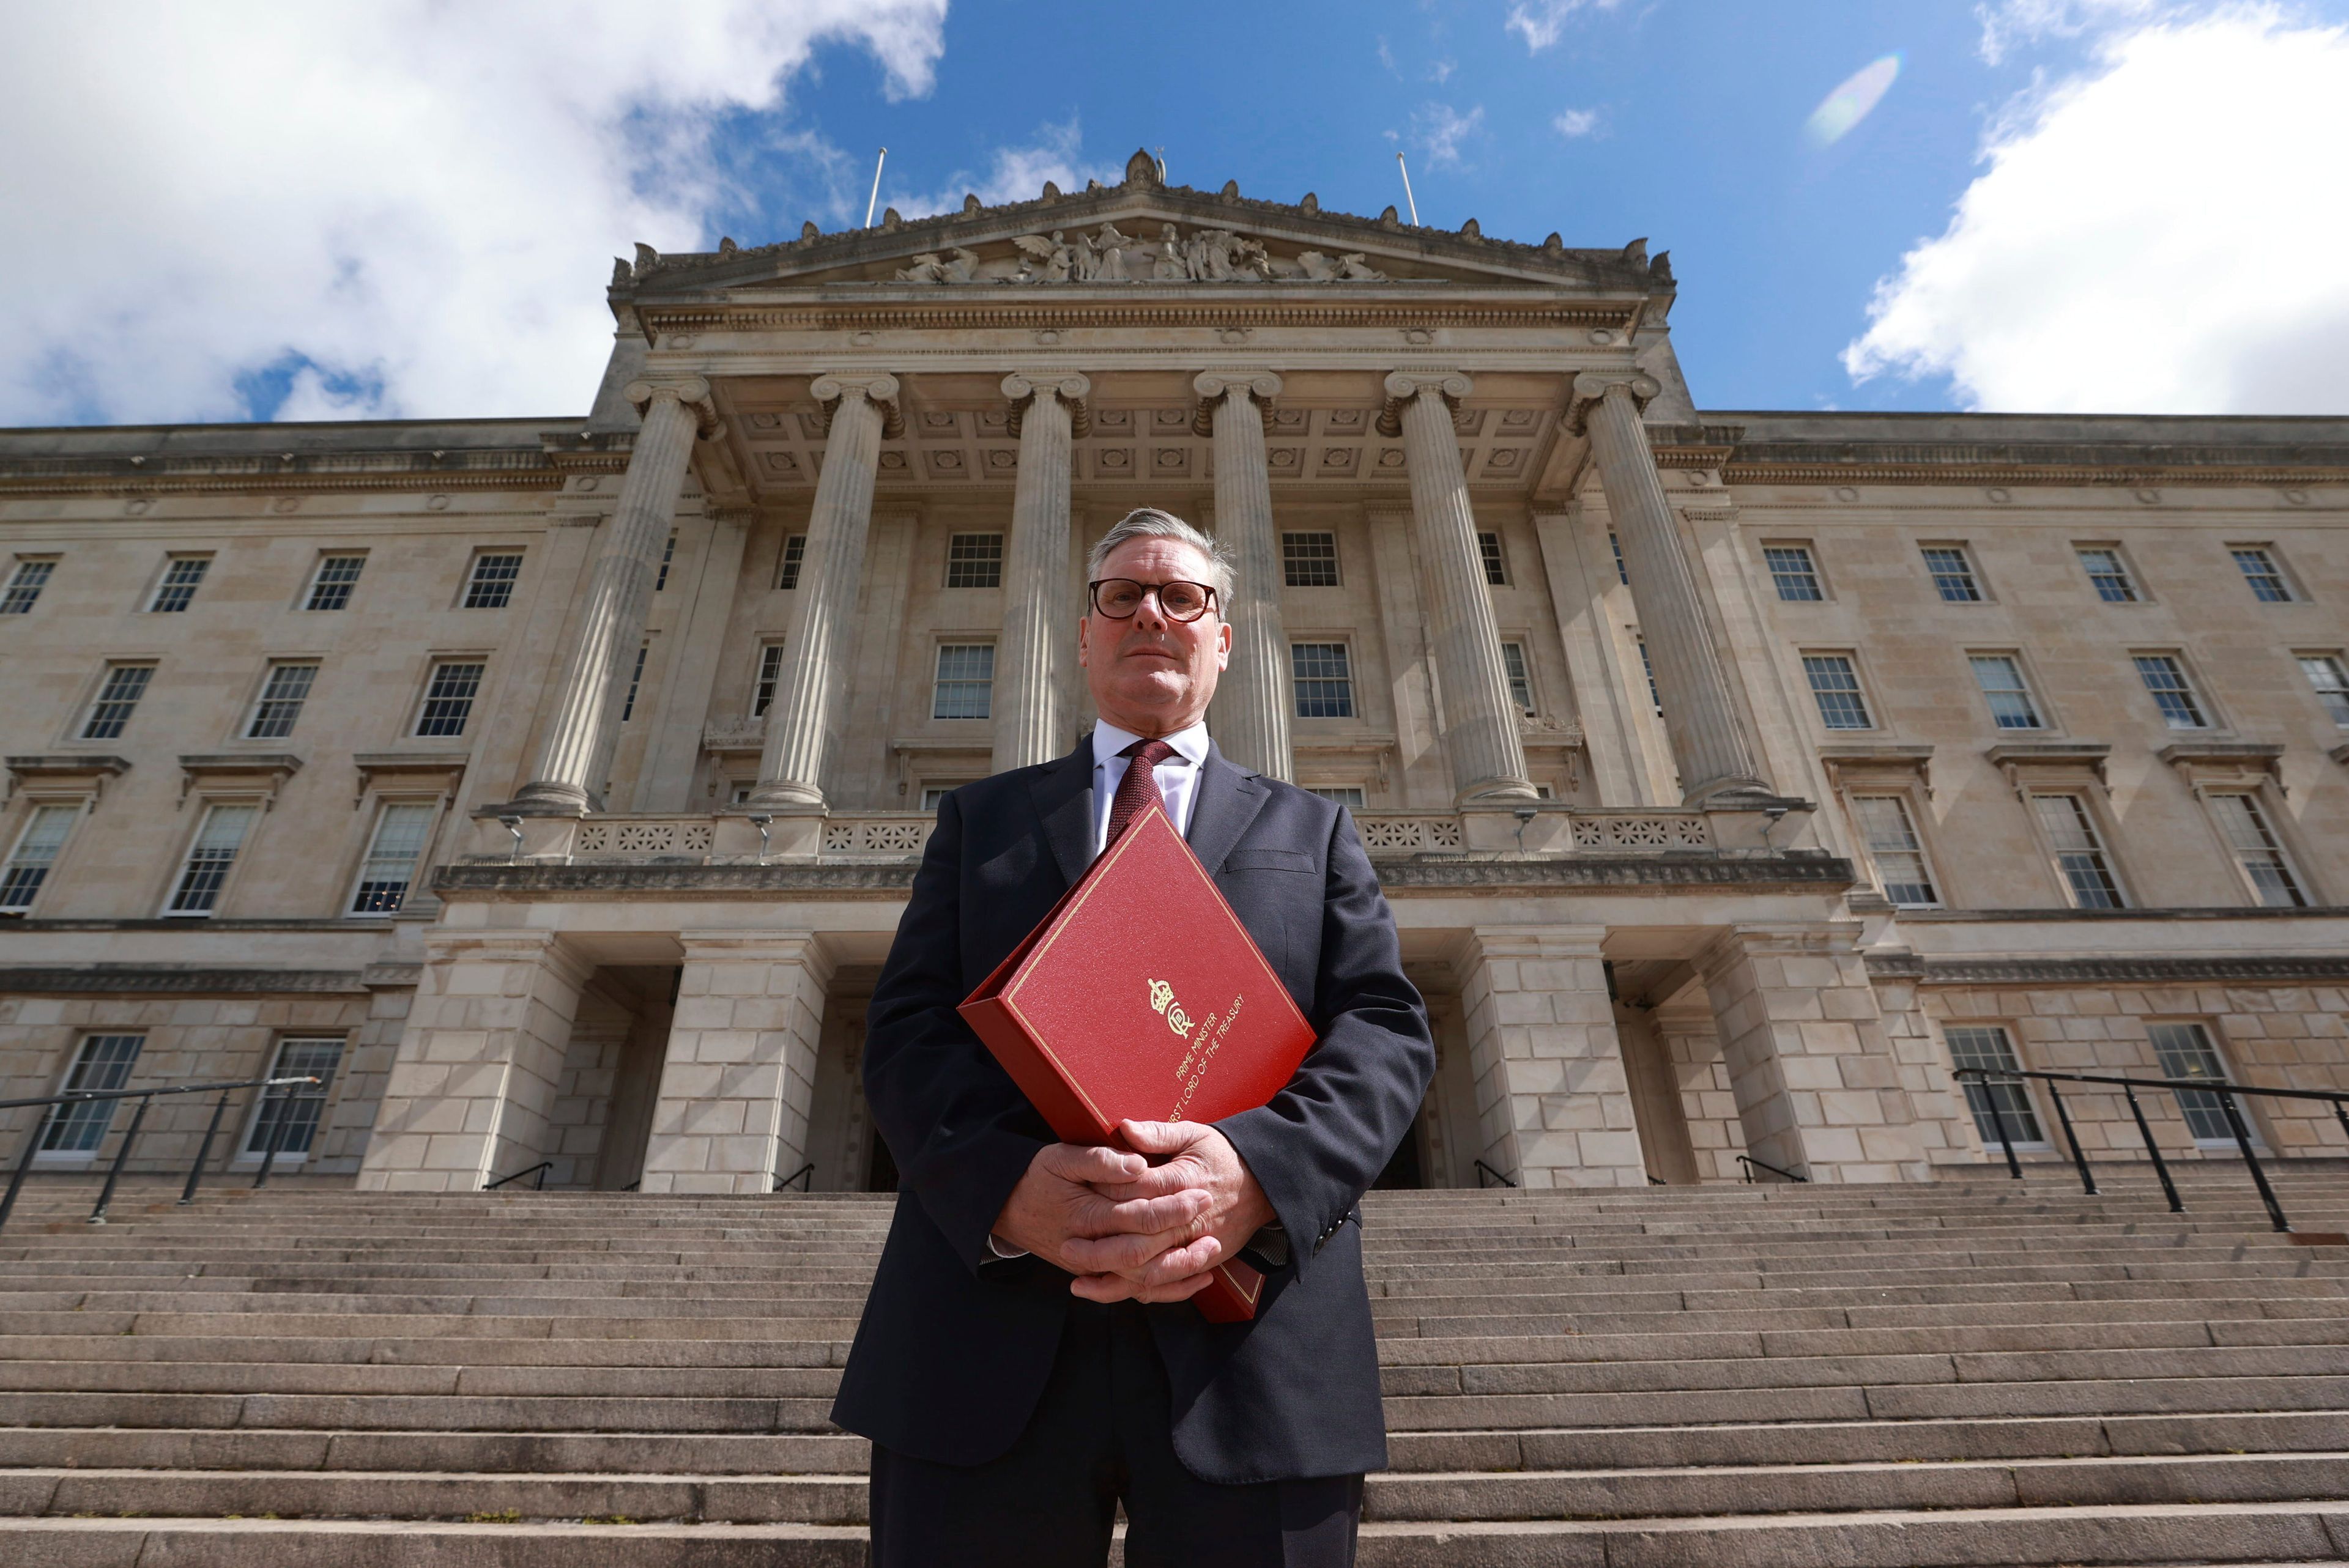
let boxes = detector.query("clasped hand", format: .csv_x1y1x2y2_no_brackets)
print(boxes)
991,1119,1275,1304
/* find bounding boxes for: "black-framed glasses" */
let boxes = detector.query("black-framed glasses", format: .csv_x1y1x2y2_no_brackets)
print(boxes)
1088,577,1219,623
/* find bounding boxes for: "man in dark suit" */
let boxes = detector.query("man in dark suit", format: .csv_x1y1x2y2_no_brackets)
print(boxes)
831,507,1434,1567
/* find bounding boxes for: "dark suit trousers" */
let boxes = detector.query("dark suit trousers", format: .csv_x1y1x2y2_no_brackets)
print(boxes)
866,1300,1362,1568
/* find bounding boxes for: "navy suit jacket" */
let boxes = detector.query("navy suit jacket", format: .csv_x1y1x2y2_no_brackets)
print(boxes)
829,735,1434,1484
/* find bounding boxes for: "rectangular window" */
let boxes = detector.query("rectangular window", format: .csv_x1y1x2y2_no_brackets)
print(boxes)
776,534,807,590
2208,793,2305,908
415,660,484,738
81,663,155,741
920,782,978,811
349,802,435,916
2230,547,2291,602
1282,531,1340,588
303,554,365,611
1943,1026,2046,1147
1852,796,1937,908
245,662,319,740
655,532,677,592
0,804,78,913
932,644,995,720
1608,533,1628,586
2076,546,2138,603
1921,545,1981,602
944,533,1004,589
752,643,787,718
1968,654,2044,730
147,555,210,613
1636,635,1661,715
244,1038,342,1158
167,804,256,916
2301,654,2349,726
1477,531,1508,586
1291,642,1356,719
1764,544,1824,601
2148,1022,2244,1144
462,552,522,609
2133,654,2208,729
618,643,648,722
1500,642,1535,715
1,558,55,615
42,1035,144,1155
1307,786,1367,806
1802,654,1872,730
2033,793,2124,909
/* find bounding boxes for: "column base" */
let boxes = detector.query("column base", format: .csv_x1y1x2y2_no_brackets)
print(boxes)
1454,775,1541,807
495,782,595,817
743,779,827,812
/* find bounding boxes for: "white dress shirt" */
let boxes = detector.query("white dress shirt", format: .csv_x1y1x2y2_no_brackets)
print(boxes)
1088,719,1211,857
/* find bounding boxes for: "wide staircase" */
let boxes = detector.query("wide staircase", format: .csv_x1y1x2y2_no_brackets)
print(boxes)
0,1170,2345,1565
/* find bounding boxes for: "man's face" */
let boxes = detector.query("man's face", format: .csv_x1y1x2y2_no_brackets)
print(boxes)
1078,536,1232,738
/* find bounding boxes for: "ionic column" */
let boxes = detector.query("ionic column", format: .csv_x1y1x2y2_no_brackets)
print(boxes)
509,379,716,813
1379,371,1535,804
1196,370,1292,782
992,372,1089,774
1572,372,1770,802
749,372,900,809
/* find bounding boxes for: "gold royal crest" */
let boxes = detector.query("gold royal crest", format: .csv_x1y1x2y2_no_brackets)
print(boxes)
1147,978,1194,1038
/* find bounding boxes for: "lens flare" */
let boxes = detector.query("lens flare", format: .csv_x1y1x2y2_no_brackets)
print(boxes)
1806,53,1901,147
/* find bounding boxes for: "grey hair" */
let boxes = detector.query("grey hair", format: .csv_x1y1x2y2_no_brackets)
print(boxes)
1086,507,1235,604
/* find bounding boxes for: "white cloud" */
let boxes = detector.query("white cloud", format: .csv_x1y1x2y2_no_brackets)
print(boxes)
1506,0,1625,53
0,1,949,426
1845,7,2349,415
883,117,1122,220
1975,0,2163,62
1411,103,1488,168
1553,108,1603,138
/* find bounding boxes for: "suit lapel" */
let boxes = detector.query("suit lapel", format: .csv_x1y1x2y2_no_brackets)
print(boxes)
1028,734,1097,892
1185,743,1267,876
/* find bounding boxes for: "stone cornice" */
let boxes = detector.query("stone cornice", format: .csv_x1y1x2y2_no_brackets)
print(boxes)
1869,952,2349,986
635,295,1636,338
0,965,368,994
434,852,1855,900
1658,423,2349,487
0,445,626,500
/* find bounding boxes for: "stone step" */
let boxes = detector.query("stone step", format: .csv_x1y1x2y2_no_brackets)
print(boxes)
6,1500,2349,1568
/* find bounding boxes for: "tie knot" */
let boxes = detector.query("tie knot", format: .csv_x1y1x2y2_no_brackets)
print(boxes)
1121,738,1178,768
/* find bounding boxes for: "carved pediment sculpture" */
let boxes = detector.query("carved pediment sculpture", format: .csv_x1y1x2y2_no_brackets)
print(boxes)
891,221,1390,286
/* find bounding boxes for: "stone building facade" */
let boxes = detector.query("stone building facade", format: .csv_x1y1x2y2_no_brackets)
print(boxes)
3,153,2345,1195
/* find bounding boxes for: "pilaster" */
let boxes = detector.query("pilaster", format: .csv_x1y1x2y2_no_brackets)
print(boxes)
638,932,834,1195
1452,925,1646,1188
1697,922,1931,1184
355,933,591,1192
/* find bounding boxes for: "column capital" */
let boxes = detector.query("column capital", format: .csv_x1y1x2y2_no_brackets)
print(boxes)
1377,369,1472,436
1192,369,1282,435
1002,369,1091,437
812,370,904,439
625,376,722,440
1565,370,1661,435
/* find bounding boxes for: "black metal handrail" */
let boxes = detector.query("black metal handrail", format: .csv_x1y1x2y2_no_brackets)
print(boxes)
483,1161,553,1191
1737,1154,1809,1184
1953,1065,2349,1233
774,1163,815,1193
0,1074,322,1235
1474,1158,1517,1189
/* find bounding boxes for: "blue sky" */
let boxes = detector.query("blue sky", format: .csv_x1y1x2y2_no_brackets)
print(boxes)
5,2,2346,426
734,2,1993,413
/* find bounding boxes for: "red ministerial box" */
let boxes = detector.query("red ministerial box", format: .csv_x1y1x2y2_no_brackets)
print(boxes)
958,801,1316,1322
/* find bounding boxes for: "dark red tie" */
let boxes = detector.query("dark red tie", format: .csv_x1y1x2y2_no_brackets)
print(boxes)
1105,739,1177,847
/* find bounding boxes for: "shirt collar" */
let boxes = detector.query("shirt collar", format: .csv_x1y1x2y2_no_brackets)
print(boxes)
1093,719,1211,771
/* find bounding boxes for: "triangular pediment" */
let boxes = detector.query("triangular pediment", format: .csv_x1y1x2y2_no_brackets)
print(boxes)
617,150,1673,301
